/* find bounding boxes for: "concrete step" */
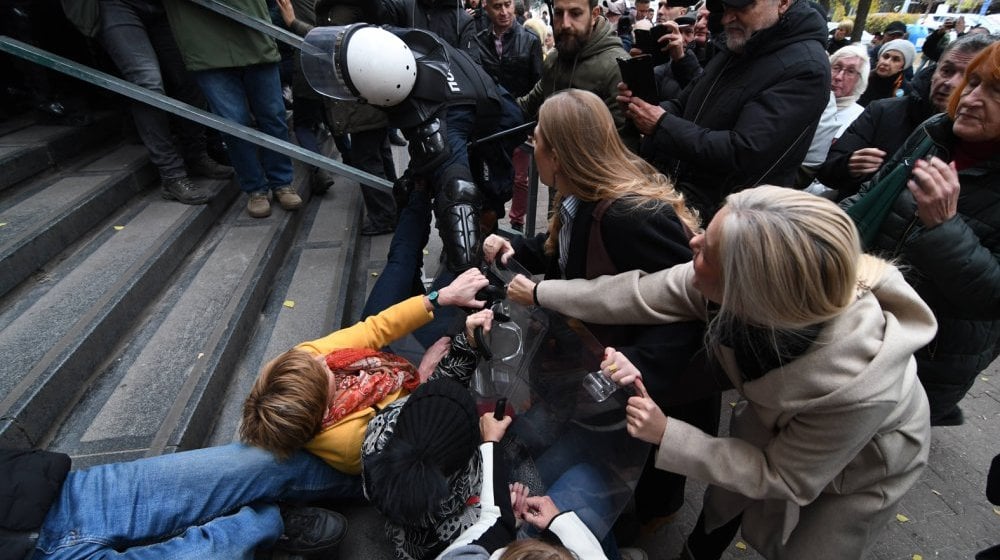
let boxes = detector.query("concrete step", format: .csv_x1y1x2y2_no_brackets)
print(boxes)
0,178,235,451
0,111,122,192
0,143,156,298
202,184,365,449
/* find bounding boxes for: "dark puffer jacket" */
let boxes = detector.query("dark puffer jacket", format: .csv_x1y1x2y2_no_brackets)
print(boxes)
816,75,935,198
475,22,543,98
642,0,831,220
842,113,1000,420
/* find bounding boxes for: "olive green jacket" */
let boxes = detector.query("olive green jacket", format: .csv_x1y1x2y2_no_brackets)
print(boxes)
162,0,280,71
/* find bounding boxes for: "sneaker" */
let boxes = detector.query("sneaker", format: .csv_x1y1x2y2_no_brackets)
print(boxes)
274,506,347,557
274,186,302,211
388,128,408,146
161,176,210,205
510,222,524,232
247,191,271,218
186,153,233,179
620,547,649,560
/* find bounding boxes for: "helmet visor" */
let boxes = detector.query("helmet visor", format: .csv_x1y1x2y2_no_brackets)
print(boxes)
301,25,360,101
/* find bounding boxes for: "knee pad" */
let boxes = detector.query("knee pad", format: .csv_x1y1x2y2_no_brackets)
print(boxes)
434,178,483,272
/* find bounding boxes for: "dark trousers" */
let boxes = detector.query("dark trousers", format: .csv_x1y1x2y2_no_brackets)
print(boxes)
99,0,207,180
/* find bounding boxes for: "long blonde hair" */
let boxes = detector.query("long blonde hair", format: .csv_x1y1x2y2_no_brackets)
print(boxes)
713,186,886,331
535,89,700,255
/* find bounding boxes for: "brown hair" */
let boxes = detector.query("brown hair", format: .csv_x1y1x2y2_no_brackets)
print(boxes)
535,89,701,256
948,41,1000,120
240,349,329,460
500,539,576,560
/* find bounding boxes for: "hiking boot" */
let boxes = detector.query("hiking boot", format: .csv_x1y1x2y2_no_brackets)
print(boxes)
274,506,348,557
161,176,210,205
186,153,233,179
247,191,271,218
274,186,302,211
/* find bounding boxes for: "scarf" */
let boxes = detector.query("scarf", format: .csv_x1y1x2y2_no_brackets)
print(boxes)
322,348,421,427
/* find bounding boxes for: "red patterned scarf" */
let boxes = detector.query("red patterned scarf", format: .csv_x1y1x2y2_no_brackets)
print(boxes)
321,348,420,427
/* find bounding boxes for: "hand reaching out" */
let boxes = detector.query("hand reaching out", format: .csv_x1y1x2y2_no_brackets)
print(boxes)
437,268,489,309
626,378,668,445
480,412,512,442
483,234,515,265
506,274,536,306
522,495,562,530
600,347,643,386
465,309,493,347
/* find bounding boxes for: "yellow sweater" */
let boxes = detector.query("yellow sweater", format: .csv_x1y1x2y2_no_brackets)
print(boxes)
299,296,433,474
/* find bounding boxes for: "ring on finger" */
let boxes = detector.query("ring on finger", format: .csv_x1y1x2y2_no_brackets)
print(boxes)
608,363,619,373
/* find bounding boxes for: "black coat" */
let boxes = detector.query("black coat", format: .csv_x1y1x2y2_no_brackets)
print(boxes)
475,23,543,98
841,114,1000,417
641,0,831,220
511,198,719,407
0,449,71,560
378,0,480,62
816,77,935,198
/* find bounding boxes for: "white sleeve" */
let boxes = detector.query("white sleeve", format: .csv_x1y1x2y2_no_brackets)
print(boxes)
548,512,608,560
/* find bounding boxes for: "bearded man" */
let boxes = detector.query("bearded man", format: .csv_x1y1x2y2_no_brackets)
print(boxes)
517,0,638,151
617,0,830,220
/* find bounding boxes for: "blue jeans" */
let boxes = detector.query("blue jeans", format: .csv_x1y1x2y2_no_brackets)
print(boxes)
195,64,293,193
517,461,621,559
34,443,361,559
361,190,432,321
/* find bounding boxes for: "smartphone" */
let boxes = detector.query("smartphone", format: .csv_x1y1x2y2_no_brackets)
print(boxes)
617,55,659,104
493,398,507,420
633,26,670,65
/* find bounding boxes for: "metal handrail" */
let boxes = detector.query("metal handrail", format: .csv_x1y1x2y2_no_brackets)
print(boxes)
0,36,393,193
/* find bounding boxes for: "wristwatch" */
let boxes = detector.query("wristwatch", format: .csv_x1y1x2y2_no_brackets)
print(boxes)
427,290,443,309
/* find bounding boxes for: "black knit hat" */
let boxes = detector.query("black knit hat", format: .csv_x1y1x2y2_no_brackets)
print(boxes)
394,378,479,475
366,378,480,525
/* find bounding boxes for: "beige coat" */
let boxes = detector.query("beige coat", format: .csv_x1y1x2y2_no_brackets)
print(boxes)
537,263,936,559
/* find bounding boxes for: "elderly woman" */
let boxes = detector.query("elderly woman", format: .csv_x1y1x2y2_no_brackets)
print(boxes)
486,88,717,534
828,44,870,137
511,187,936,559
843,41,1000,426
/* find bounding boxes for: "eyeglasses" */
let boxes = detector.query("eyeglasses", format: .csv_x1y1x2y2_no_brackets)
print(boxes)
831,64,860,78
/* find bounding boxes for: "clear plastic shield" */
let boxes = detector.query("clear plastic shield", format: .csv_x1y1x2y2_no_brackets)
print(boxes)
472,257,649,541
301,26,359,102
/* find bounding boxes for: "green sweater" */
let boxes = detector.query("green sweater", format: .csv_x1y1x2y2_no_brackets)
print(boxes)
163,0,280,71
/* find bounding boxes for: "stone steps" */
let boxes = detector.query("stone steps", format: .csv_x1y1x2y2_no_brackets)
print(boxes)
0,110,370,470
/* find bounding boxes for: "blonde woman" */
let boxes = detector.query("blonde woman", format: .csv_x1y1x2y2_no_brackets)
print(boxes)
485,88,718,535
515,186,936,559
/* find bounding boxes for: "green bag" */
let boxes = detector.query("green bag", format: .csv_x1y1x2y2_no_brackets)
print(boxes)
846,135,935,249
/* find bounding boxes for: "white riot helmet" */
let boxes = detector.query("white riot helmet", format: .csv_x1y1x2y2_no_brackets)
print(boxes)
301,24,417,107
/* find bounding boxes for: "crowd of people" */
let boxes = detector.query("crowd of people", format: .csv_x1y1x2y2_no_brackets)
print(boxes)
3,0,1000,559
